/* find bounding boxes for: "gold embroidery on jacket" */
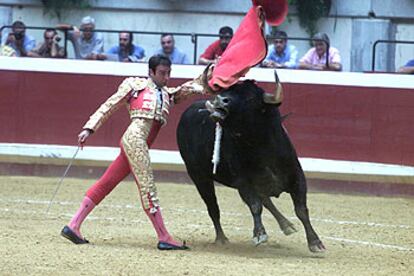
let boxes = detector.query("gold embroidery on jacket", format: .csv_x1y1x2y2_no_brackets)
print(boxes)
121,118,159,210
83,75,207,132
83,77,147,132
127,80,172,125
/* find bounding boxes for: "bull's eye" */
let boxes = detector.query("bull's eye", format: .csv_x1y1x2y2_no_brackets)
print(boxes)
222,98,230,104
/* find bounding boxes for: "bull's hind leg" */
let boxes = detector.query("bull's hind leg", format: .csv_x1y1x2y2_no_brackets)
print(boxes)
238,186,268,246
193,178,229,244
291,167,326,253
262,197,297,236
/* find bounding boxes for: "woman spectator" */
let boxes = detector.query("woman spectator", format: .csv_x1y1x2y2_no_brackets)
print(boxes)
298,32,342,71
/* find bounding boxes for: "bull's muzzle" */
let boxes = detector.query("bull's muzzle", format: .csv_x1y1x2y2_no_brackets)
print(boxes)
208,95,230,122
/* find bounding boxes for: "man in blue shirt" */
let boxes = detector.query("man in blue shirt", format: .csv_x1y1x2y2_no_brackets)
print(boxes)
261,31,298,69
154,33,190,64
105,32,145,62
2,21,36,57
398,59,414,74
58,16,104,60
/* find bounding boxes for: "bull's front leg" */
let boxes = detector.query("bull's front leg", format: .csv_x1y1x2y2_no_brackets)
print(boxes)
194,178,229,244
237,185,268,246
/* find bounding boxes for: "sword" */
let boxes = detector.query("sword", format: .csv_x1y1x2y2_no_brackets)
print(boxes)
45,145,81,214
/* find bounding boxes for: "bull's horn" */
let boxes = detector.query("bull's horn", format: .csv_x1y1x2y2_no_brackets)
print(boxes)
274,69,280,84
263,69,283,104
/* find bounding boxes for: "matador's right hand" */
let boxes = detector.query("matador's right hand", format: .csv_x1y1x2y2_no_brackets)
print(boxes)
78,129,92,145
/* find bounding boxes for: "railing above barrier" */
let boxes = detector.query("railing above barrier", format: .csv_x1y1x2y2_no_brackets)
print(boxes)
0,25,221,64
2,25,330,67
372,39,414,72
3,25,414,72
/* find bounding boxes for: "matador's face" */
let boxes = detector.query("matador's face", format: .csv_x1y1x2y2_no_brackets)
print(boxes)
150,64,171,87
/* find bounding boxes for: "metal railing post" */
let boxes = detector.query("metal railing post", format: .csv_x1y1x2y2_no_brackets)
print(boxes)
372,40,379,71
371,39,414,72
63,30,68,58
192,33,197,64
0,25,13,45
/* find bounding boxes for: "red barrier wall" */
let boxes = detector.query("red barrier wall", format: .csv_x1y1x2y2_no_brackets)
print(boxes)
1,68,414,166
0,70,205,150
280,83,414,166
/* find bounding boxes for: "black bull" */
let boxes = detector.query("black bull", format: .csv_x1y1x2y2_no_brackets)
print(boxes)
177,80,325,253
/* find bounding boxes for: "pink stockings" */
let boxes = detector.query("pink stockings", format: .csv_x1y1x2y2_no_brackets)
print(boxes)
68,196,95,239
85,147,131,205
67,149,131,239
145,208,183,247
66,120,181,246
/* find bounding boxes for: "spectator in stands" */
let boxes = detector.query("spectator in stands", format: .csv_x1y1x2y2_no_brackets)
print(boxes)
153,33,190,64
103,32,145,62
1,20,36,57
298,32,342,71
0,45,16,57
397,59,414,74
27,28,65,58
58,16,104,60
198,26,233,65
261,30,298,69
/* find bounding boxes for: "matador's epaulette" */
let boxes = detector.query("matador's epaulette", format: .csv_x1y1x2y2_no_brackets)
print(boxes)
124,77,148,92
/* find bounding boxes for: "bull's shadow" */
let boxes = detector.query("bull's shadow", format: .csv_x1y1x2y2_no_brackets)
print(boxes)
177,80,325,253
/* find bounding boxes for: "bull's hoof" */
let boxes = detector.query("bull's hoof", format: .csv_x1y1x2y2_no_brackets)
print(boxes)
214,236,230,245
281,223,297,236
309,240,326,253
252,234,268,246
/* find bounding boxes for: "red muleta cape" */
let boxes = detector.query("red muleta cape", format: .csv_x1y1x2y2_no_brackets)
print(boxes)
208,0,288,92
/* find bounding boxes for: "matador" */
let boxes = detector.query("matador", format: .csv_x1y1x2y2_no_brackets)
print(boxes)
61,55,205,250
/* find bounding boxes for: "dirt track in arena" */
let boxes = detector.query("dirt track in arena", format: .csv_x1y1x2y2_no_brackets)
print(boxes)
0,176,413,275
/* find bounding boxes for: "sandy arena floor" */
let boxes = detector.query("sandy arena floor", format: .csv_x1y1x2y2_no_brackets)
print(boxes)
0,176,413,275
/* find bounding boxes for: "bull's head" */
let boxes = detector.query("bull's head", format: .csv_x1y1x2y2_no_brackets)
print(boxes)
208,80,269,125
208,94,231,122
208,70,283,125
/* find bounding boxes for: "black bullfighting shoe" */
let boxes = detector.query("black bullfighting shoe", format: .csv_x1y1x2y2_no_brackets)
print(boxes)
61,225,89,244
157,241,190,251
